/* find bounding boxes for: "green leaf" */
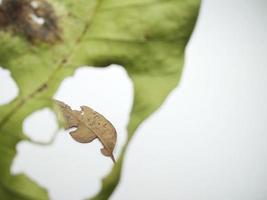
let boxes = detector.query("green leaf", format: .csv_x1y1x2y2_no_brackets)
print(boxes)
0,0,200,199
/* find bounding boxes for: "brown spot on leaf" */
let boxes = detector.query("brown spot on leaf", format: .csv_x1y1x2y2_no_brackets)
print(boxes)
0,0,61,44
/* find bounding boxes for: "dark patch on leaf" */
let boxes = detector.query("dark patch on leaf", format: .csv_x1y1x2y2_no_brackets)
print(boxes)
0,0,61,43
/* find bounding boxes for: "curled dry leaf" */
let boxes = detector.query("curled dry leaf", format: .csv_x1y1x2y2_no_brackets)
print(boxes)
55,100,116,163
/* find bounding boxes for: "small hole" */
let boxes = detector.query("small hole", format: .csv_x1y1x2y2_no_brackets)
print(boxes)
30,14,45,25
68,127,77,132
0,67,19,105
30,1,39,9
23,108,58,143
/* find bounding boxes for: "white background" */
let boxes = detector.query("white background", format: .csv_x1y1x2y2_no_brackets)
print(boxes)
1,0,267,199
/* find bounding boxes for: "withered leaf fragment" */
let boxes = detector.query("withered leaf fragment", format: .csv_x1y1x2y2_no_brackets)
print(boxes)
55,100,117,163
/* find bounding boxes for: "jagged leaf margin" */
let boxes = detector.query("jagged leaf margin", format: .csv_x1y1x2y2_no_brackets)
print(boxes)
0,0,200,199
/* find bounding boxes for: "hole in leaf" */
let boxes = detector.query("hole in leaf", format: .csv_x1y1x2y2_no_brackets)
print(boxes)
30,1,39,9
12,65,133,200
55,64,133,157
0,67,19,105
30,13,45,25
23,108,58,143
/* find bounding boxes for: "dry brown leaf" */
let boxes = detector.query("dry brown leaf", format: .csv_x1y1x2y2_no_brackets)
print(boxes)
55,100,117,163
